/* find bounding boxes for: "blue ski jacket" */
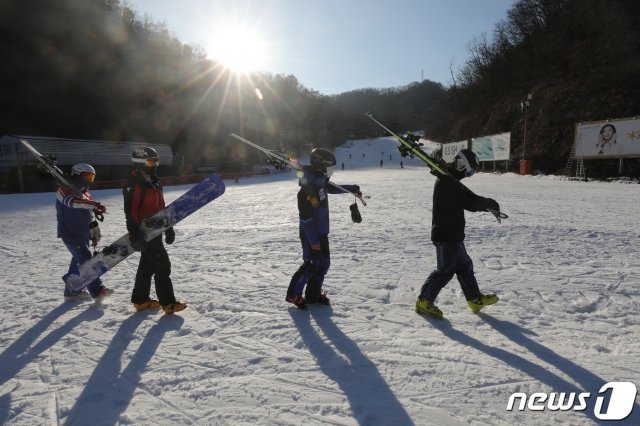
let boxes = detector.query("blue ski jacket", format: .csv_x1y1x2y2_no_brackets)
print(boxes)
56,182,97,242
297,165,359,246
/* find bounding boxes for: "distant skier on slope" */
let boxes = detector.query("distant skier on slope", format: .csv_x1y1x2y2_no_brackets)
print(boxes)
415,149,501,320
286,148,362,309
57,163,112,301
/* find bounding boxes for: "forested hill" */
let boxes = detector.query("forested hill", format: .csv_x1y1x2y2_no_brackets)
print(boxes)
337,0,640,174
1,0,639,174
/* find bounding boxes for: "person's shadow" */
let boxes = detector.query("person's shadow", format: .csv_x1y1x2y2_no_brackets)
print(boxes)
427,314,640,425
63,313,184,425
0,303,104,424
290,308,414,425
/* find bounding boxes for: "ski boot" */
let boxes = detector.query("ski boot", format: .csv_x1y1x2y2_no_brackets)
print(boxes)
467,293,499,313
306,291,330,305
415,297,443,320
94,288,114,301
64,290,91,302
133,299,161,311
162,302,187,315
285,294,308,310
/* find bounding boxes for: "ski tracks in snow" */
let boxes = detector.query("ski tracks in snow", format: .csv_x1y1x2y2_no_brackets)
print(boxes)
1,169,640,425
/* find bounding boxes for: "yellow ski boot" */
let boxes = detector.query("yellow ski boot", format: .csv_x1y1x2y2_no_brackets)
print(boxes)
467,293,499,313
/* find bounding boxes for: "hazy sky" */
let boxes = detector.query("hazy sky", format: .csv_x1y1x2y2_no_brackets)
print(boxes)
126,0,515,95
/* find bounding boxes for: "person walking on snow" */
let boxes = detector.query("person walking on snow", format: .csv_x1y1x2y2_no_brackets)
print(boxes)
286,148,362,309
415,149,501,320
123,147,186,315
57,163,112,301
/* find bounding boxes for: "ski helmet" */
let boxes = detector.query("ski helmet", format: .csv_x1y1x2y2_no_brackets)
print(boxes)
310,148,336,171
453,149,479,178
70,163,96,183
131,147,159,168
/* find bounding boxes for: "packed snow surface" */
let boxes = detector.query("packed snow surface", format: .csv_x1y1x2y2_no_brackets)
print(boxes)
1,137,639,425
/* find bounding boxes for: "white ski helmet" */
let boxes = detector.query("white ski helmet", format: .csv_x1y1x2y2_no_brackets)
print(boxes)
70,163,96,184
70,163,95,176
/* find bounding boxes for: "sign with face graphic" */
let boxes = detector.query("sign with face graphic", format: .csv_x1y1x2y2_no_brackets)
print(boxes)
575,117,640,158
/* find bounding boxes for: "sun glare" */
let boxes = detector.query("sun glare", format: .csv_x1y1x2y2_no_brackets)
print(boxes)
209,26,268,74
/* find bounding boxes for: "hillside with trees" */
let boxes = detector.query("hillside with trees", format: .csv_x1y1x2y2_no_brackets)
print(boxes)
1,0,638,175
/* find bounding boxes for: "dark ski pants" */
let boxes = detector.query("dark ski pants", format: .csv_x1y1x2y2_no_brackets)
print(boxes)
287,231,330,299
62,239,104,298
131,236,177,306
419,241,481,302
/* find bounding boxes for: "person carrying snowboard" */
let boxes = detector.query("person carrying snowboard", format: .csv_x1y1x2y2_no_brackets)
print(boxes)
286,148,362,309
57,163,112,301
123,147,186,315
415,149,501,320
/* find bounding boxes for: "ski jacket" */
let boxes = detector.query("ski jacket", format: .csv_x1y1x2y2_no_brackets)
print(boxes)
297,165,359,246
431,175,493,242
56,183,97,242
123,169,165,234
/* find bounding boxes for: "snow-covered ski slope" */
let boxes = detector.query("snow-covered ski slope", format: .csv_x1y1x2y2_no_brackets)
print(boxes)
1,136,639,425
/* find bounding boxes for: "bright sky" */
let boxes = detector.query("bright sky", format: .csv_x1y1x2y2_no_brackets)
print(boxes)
126,0,515,95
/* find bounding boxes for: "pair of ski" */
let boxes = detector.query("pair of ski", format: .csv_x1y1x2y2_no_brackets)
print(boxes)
20,139,226,292
230,133,369,206
365,113,508,223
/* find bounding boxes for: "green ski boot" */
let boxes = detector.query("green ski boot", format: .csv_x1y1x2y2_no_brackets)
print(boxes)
415,298,444,320
467,293,499,313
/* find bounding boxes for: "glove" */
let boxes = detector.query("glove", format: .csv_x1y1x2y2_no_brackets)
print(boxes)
91,201,107,213
165,227,175,244
350,203,362,223
307,195,320,208
89,221,101,246
129,229,145,251
353,185,362,197
485,198,500,212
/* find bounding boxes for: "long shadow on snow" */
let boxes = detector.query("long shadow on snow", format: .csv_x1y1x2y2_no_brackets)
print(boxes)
290,307,414,426
0,303,103,424
0,392,9,425
0,303,104,389
64,313,184,425
427,314,639,425
480,313,640,425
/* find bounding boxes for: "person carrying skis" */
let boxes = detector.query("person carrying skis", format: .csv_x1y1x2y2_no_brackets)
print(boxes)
415,149,501,320
57,163,112,301
286,148,362,309
123,147,186,315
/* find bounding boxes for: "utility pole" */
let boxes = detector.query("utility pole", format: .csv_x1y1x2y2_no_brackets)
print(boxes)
520,93,532,174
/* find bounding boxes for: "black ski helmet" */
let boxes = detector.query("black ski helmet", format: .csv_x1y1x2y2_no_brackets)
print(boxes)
310,148,336,171
131,147,159,168
453,149,479,178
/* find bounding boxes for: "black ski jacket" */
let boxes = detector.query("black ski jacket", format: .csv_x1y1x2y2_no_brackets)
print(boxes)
430,175,494,242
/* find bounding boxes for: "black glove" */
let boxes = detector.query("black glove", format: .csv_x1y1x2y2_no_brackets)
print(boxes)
129,228,145,251
89,220,101,246
350,203,362,223
484,198,500,212
165,227,175,244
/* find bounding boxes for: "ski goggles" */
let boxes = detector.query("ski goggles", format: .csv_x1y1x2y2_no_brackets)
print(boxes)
82,171,96,182
145,157,160,167
454,156,476,177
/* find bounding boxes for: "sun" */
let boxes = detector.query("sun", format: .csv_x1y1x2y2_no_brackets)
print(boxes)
208,25,268,74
